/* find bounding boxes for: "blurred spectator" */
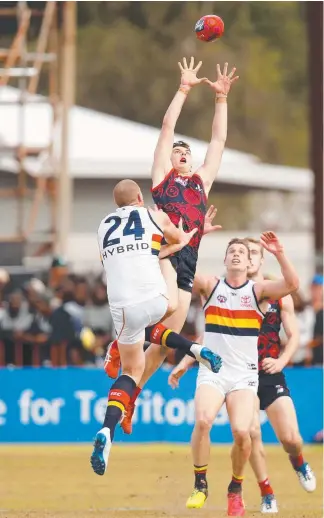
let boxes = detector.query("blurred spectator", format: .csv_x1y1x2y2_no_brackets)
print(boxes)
290,291,315,366
0,291,33,365
0,269,10,313
83,282,115,365
307,274,323,366
48,256,69,291
22,292,53,365
49,277,83,366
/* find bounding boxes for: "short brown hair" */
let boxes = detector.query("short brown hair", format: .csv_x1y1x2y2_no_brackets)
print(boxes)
225,238,251,259
173,140,191,152
244,237,264,257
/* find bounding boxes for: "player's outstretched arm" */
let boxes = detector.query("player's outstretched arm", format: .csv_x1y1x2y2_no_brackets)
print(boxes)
193,272,218,301
196,63,239,195
254,232,300,301
262,295,299,374
151,57,207,188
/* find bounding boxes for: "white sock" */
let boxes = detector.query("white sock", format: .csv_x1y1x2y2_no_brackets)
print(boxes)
189,343,203,360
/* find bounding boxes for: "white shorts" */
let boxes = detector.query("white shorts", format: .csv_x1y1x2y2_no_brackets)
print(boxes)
110,294,168,345
196,363,259,397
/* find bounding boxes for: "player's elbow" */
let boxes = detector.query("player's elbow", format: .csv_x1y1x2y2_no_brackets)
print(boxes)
287,277,299,293
214,135,227,146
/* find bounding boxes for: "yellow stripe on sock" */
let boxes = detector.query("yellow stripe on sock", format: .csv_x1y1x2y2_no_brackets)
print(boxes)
195,465,208,472
108,400,125,412
161,328,172,348
233,473,244,480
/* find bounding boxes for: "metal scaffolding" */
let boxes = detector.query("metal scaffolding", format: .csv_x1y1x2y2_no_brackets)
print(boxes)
0,1,75,260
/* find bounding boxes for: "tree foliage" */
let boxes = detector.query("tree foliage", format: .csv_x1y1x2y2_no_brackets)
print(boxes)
76,2,308,167
2,1,308,167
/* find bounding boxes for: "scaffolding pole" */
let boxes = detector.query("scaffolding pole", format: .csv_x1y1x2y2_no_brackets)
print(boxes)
56,1,76,258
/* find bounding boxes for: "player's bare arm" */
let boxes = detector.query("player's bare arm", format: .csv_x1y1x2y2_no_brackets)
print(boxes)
151,57,207,188
149,207,197,245
262,295,299,374
196,63,239,195
254,232,299,302
168,353,196,389
193,273,218,302
159,204,222,259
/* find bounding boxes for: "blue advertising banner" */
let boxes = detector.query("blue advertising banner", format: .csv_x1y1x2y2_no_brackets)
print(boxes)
0,367,322,443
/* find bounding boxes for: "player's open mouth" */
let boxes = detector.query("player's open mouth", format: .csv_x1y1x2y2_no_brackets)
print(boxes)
232,259,240,264
180,158,186,163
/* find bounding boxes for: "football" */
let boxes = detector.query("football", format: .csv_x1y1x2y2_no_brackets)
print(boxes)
195,15,224,42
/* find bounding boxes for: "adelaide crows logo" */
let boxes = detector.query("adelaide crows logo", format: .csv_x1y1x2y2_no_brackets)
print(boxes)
217,294,227,303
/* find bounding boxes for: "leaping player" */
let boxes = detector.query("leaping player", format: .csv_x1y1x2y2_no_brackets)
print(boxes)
90,180,222,476
169,236,316,515
104,57,239,431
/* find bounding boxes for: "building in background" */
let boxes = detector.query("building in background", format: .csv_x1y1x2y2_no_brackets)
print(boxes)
0,87,313,288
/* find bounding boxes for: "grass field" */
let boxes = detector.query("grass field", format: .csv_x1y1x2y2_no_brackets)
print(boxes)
0,444,322,517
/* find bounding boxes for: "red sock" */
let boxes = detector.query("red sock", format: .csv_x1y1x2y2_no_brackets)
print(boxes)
130,386,141,404
258,478,274,496
289,453,304,469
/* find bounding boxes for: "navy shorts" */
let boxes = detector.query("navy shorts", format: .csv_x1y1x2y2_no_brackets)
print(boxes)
258,371,291,411
169,246,198,293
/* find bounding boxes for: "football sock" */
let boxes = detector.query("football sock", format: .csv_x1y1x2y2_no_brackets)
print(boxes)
258,478,274,496
194,464,208,491
145,323,196,358
289,453,305,470
103,375,136,440
228,474,243,494
130,386,141,404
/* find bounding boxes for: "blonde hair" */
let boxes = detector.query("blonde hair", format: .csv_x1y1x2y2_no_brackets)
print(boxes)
244,237,264,257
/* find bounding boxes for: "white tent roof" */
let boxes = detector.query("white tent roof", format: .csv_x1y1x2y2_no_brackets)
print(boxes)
0,86,313,192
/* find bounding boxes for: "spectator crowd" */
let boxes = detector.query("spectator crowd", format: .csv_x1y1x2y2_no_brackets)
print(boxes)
0,260,322,369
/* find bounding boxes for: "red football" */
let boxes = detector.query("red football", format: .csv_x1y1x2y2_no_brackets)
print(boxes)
195,15,224,42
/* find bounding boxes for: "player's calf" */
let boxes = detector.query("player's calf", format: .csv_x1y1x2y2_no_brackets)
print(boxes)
277,429,316,492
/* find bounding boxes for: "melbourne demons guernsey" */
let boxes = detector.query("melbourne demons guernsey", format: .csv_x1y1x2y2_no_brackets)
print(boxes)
204,279,264,372
98,206,167,308
151,170,207,253
258,299,282,373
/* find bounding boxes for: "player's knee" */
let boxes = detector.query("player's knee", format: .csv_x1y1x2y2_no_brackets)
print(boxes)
280,430,303,451
232,428,251,448
250,423,262,442
122,351,145,383
195,413,214,434
166,299,178,316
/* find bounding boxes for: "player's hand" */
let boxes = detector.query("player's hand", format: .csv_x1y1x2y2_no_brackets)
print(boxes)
178,217,197,246
168,364,188,389
262,357,285,374
260,231,284,256
178,57,207,90
203,205,222,235
205,63,239,95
